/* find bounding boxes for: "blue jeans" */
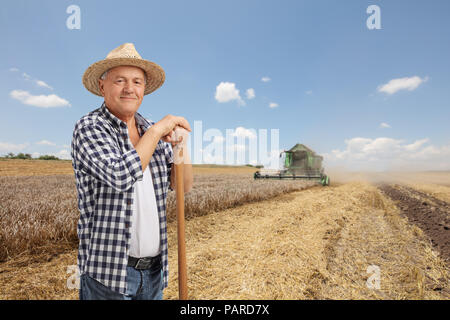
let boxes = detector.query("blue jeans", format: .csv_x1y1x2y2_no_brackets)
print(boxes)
79,262,163,300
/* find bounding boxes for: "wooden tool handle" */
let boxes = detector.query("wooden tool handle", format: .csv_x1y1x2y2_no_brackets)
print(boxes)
175,146,188,300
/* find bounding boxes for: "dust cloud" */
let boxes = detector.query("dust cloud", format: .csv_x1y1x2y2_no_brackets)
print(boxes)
326,167,450,186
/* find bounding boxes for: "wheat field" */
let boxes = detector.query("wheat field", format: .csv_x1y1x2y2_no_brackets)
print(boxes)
0,160,448,299
0,160,314,262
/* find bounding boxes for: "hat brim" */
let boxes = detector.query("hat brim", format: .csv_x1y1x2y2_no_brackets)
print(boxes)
82,57,165,96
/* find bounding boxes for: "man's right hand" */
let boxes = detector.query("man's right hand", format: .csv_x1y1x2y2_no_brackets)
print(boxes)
136,115,191,172
152,115,191,140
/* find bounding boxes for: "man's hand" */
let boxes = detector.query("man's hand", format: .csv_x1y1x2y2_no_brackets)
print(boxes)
161,127,186,149
170,127,190,165
152,115,191,143
136,115,191,173
168,127,193,192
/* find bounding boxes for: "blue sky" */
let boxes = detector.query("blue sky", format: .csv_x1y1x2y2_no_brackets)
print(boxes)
1,0,449,170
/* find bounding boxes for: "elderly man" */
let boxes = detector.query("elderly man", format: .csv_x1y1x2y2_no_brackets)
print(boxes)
71,43,193,300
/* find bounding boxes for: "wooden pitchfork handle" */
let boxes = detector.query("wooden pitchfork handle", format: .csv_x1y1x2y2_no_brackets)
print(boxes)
174,129,188,300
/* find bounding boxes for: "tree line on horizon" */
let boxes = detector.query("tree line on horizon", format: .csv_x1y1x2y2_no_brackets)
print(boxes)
1,152,61,160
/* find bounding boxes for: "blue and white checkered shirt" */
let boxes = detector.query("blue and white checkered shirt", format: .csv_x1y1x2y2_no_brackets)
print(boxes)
71,102,173,295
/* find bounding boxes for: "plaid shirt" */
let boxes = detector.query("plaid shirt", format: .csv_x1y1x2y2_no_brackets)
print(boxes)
71,102,173,295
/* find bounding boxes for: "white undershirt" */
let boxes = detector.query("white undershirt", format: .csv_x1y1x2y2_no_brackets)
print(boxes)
129,166,161,258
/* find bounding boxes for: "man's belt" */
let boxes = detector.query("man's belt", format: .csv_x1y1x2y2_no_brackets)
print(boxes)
128,254,161,270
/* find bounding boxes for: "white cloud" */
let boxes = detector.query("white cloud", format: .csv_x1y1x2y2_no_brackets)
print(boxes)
53,149,70,160
305,90,313,95
212,136,225,144
232,127,257,139
380,122,391,128
42,149,71,160
36,140,56,146
36,80,53,90
246,88,255,100
0,142,29,154
14,70,54,90
378,76,428,95
214,82,245,106
269,102,279,108
226,144,246,152
10,90,71,108
199,127,280,167
264,149,282,169
261,77,271,83
202,150,223,165
324,137,450,171
404,138,429,152
200,127,257,165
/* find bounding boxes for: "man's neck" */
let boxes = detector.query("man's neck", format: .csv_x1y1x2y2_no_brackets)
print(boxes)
125,116,137,131
103,102,138,131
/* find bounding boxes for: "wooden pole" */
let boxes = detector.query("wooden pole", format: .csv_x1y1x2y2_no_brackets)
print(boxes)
175,144,188,300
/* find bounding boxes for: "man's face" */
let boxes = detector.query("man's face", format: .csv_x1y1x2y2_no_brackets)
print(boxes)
98,65,146,121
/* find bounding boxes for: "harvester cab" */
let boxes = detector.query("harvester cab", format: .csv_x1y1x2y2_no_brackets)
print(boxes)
254,143,330,186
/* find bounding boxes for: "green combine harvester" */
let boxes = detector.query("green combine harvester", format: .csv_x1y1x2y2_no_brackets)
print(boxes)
254,143,330,186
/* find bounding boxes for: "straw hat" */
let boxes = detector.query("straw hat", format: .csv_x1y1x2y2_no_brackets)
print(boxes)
82,43,165,96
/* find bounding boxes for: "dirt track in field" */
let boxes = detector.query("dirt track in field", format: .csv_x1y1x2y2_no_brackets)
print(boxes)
378,184,450,263
162,181,449,299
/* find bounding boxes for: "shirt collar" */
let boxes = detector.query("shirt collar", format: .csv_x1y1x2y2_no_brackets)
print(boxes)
100,101,152,132
99,101,166,153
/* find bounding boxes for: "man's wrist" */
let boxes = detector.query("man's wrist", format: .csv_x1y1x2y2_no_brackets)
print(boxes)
148,124,163,140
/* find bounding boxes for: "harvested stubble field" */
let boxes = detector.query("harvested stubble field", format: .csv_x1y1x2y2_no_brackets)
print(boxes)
0,160,449,299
